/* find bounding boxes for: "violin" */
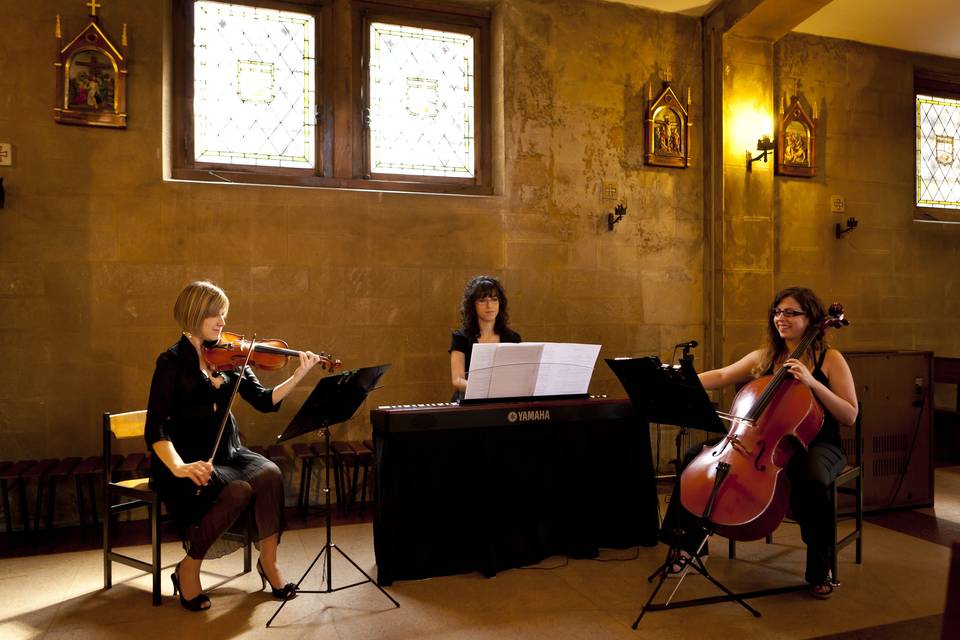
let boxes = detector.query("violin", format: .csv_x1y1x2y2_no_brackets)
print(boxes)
679,303,849,542
203,331,341,372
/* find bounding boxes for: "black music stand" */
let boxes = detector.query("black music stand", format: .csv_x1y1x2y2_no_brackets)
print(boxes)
266,364,399,627
607,356,789,628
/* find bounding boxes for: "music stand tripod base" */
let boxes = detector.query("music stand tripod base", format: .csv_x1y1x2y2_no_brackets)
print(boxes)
633,528,808,629
604,357,806,629
266,365,400,628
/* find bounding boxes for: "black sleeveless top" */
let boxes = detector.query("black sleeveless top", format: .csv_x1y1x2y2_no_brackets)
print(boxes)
766,349,842,450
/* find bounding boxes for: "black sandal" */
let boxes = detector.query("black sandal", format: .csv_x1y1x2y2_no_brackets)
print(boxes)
666,552,694,578
171,563,211,611
811,580,834,599
257,560,298,600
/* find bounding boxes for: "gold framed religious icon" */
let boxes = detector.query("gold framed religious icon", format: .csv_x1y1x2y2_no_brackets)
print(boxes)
644,78,691,168
54,1,128,128
775,95,816,178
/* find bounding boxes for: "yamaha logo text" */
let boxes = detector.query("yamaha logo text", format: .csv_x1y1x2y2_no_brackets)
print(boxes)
507,409,551,423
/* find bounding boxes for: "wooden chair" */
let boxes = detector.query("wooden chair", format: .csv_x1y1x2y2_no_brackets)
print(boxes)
102,410,164,605
102,410,252,606
33,457,81,531
728,403,864,582
828,403,864,580
293,442,324,518
331,441,358,514
356,440,375,515
1,460,34,540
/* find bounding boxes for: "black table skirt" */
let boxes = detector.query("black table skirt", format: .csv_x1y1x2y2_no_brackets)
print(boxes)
372,414,659,585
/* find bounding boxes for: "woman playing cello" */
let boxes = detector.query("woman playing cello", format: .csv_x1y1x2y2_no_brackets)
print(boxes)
145,280,323,610
662,287,858,598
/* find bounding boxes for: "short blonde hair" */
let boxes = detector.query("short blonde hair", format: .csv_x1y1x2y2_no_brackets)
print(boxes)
174,280,229,336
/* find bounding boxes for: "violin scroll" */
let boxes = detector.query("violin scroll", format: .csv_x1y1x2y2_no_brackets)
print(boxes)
317,353,343,372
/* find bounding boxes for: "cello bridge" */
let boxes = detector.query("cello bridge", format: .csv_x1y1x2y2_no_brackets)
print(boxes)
726,434,752,457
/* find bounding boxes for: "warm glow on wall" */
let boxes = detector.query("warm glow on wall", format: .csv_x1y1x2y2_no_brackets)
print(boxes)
729,104,772,158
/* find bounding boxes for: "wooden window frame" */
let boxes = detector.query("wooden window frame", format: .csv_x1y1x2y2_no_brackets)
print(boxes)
914,68,960,223
171,0,492,194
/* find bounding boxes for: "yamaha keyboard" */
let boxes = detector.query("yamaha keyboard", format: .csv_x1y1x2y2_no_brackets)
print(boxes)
371,396,635,433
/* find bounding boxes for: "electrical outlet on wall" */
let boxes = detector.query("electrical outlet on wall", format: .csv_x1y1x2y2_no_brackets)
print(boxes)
830,194,845,213
601,181,618,201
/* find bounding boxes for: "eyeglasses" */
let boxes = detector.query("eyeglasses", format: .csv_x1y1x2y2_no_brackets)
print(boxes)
771,308,805,318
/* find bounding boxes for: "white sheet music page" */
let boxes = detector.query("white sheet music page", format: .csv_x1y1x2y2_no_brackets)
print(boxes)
463,342,600,400
534,343,602,396
463,342,497,399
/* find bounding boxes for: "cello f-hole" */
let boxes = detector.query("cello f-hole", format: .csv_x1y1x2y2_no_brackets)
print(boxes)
753,440,767,471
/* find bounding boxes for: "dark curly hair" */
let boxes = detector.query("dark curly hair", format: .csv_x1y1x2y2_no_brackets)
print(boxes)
459,275,510,337
753,286,828,378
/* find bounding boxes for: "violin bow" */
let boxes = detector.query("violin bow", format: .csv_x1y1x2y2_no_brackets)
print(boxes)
196,334,258,496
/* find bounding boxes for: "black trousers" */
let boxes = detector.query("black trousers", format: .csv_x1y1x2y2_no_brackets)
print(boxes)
661,438,846,584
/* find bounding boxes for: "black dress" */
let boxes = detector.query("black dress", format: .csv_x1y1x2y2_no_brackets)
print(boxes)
448,328,522,402
145,335,286,559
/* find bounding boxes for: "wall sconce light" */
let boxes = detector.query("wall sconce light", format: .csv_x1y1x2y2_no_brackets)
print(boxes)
835,217,858,239
607,202,627,231
746,135,776,171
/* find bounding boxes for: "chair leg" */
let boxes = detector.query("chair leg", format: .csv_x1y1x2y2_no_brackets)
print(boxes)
728,539,736,559
151,494,161,606
16,478,29,535
75,476,87,532
855,475,863,564
33,476,46,533
87,476,99,528
243,512,252,574
349,457,361,511
299,458,312,519
358,460,370,516
830,481,839,582
103,495,112,589
333,455,345,514
1,479,11,536
297,458,306,515
46,478,59,532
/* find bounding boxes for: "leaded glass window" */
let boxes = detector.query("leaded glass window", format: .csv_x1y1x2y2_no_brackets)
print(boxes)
368,22,475,178
194,1,316,168
916,94,960,210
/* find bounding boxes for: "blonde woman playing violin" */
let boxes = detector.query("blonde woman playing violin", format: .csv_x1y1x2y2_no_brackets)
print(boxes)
145,280,322,611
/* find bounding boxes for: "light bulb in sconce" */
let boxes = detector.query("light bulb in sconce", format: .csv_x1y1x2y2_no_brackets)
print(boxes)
747,135,776,171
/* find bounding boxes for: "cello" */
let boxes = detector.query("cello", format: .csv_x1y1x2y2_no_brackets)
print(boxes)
679,303,849,542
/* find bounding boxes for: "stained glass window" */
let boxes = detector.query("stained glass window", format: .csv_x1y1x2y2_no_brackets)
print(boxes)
368,22,475,178
194,1,315,168
916,94,960,210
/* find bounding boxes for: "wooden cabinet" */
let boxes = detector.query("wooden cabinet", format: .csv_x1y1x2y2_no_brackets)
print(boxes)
845,351,934,511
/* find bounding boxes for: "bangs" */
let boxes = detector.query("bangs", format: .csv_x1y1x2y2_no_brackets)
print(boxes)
202,295,228,318
473,281,500,299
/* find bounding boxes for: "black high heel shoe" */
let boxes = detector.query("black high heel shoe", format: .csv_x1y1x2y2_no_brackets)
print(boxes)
171,563,211,611
257,559,297,600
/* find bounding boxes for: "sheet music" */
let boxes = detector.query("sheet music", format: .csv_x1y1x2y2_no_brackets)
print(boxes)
534,343,602,396
464,342,601,400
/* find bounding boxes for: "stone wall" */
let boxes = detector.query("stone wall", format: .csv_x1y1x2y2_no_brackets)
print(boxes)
0,0,704,465
773,33,960,357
